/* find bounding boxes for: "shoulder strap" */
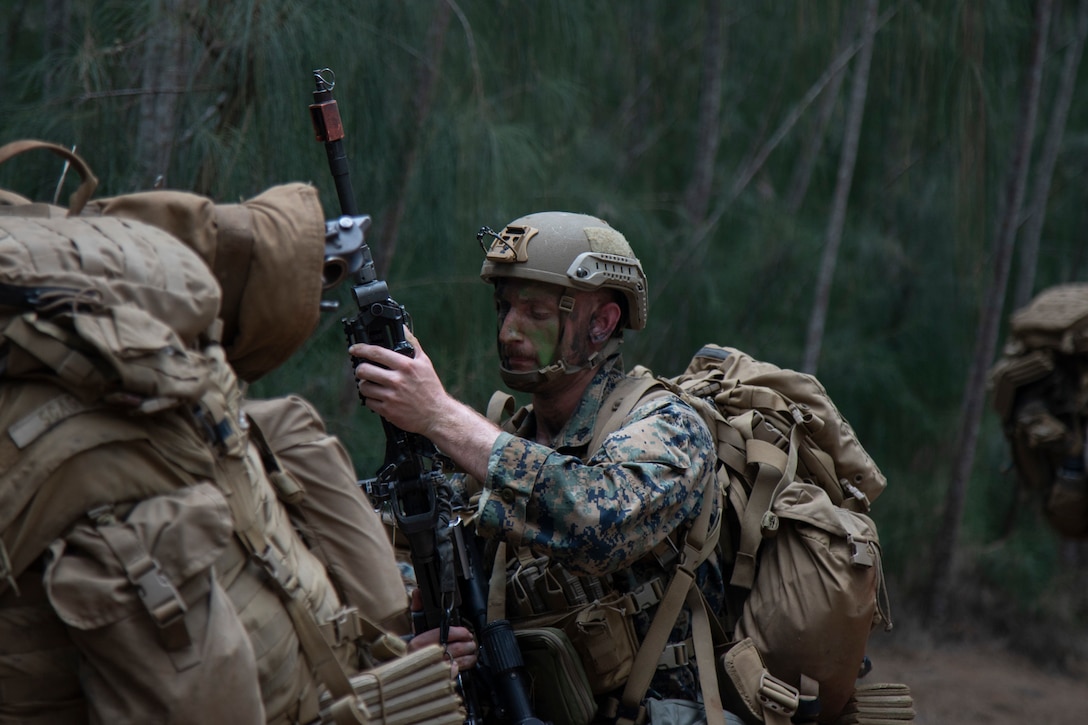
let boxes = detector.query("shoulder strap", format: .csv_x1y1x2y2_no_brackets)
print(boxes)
587,374,669,453
614,478,726,725
591,373,729,725
486,390,517,425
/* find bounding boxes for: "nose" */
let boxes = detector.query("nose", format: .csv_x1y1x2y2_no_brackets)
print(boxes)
498,312,523,343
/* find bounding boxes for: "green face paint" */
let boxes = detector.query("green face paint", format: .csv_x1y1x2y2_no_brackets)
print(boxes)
495,280,563,368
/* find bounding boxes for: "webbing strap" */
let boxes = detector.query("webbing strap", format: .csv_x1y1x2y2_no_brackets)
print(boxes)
88,507,191,655
486,390,516,425
617,561,693,722
587,375,665,453
247,415,304,505
487,541,508,622
729,426,800,590
584,372,732,719
0,541,17,597
3,316,101,386
618,478,721,719
326,694,372,724
687,587,725,725
208,424,361,713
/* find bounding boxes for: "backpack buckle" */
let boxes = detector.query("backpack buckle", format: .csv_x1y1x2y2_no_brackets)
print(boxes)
623,578,664,614
656,638,694,669
760,510,780,538
758,671,800,718
848,534,874,568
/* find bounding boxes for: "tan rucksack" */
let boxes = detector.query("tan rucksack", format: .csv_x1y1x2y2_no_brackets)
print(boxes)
586,345,901,725
0,140,418,724
989,283,1088,538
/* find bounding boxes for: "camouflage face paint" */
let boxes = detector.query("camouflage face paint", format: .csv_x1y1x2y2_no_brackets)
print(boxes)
494,279,563,368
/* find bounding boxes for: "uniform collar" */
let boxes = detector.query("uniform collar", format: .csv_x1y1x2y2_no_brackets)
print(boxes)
541,353,625,452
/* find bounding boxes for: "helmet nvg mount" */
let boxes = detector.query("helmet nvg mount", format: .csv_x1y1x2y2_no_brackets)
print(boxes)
479,211,648,331
478,211,648,392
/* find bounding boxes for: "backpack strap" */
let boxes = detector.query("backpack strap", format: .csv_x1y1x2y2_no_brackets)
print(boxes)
587,374,668,452
486,390,517,425
593,374,728,725
611,478,726,725
730,423,800,590
194,390,368,724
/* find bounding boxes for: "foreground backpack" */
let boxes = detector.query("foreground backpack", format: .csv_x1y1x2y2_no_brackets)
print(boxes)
989,283,1088,538
0,140,454,724
590,345,902,725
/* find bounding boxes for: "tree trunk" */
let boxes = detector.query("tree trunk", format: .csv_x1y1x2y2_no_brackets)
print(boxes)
1,0,31,92
653,6,898,303
785,11,856,213
616,1,658,178
373,0,452,279
1013,0,1088,310
801,0,878,375
42,0,71,97
683,0,726,226
927,0,1053,625
133,0,191,189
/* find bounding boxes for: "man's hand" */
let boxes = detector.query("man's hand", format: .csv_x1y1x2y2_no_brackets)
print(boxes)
350,329,449,438
404,588,478,676
408,625,478,676
349,329,501,482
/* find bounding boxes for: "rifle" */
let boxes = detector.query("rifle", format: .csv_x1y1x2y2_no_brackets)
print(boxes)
310,66,452,636
308,69,543,725
451,518,545,725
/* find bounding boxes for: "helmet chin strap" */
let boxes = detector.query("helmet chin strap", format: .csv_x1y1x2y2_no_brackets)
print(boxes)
497,288,622,394
500,337,622,393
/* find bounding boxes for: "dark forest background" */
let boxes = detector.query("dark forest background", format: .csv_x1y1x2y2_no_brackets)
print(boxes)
3,0,1087,665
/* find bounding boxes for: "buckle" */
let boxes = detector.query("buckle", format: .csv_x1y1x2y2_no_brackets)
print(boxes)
656,639,694,669
624,578,663,613
650,534,680,569
848,534,874,567
332,608,362,644
758,671,799,716
86,504,117,526
253,545,300,597
760,510,780,538
133,561,188,627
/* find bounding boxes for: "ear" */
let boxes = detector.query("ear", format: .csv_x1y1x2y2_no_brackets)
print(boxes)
589,299,623,344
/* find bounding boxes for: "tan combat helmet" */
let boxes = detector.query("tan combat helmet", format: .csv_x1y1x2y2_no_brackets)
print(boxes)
478,211,648,391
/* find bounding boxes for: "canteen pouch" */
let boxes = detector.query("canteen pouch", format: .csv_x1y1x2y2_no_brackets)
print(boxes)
515,627,596,725
569,591,639,695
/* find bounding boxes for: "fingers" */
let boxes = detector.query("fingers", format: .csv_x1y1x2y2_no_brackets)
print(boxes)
348,325,422,363
443,626,478,674
407,625,479,677
349,341,400,369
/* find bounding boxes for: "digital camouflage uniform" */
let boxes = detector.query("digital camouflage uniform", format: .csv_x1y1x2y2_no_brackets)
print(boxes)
464,354,724,705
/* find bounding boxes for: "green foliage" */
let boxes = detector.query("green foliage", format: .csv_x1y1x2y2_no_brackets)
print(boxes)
3,0,1086,628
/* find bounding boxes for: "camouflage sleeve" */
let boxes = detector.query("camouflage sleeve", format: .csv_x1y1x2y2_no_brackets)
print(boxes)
474,396,716,576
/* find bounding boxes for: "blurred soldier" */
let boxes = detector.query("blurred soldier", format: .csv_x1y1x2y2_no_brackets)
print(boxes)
990,283,1088,539
350,211,733,723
